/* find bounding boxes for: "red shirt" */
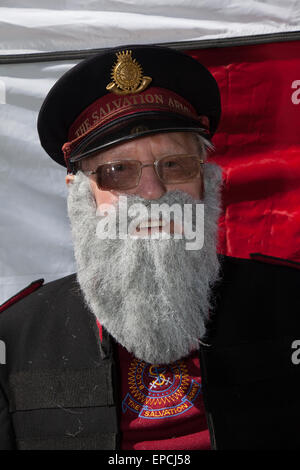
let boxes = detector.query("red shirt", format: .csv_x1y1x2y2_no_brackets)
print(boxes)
117,343,211,450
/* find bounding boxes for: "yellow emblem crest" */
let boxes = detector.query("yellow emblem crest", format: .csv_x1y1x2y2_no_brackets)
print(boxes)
106,50,152,95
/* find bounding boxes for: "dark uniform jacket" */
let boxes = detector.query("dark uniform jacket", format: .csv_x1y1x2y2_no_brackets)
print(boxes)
0,254,299,450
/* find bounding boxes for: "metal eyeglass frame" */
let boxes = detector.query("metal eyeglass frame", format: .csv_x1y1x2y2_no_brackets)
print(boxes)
82,154,204,190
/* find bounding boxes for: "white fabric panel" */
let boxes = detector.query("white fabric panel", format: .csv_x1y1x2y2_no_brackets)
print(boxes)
0,61,77,304
0,1,300,54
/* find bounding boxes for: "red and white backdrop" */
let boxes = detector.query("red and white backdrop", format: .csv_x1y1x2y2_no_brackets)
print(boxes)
0,1,299,303
188,41,300,262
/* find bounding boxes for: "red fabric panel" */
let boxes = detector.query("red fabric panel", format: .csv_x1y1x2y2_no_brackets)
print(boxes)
186,41,300,262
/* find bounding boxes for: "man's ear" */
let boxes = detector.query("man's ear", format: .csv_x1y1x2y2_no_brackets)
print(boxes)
65,174,75,186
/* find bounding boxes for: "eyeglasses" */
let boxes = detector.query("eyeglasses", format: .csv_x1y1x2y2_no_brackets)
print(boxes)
83,154,204,191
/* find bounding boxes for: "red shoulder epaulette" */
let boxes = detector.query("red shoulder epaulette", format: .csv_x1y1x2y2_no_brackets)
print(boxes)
250,253,300,270
96,319,103,343
0,279,44,314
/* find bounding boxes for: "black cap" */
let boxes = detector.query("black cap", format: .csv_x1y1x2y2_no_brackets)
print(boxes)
37,44,221,171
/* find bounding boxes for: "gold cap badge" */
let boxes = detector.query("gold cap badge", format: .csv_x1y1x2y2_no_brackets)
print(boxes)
106,50,152,95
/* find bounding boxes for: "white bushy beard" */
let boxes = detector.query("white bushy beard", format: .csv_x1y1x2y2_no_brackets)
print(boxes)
67,163,222,364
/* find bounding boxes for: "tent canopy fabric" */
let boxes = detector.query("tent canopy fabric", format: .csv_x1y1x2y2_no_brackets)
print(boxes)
1,0,300,55
0,1,299,304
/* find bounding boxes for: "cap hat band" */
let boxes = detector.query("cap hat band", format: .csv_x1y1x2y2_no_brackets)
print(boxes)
69,87,207,139
62,87,209,169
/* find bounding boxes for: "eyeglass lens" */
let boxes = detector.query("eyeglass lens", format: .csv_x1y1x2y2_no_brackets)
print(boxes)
95,155,201,190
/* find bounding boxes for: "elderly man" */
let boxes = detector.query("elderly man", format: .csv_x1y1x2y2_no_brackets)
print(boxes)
0,45,299,451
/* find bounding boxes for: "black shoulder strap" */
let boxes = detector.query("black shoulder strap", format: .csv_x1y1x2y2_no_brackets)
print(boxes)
0,279,44,314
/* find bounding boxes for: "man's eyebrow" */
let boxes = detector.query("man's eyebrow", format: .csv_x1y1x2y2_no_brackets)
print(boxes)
92,152,134,162
158,145,198,156
95,147,136,159
86,140,199,165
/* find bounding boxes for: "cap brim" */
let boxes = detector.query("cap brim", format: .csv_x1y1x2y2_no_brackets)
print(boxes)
69,111,209,165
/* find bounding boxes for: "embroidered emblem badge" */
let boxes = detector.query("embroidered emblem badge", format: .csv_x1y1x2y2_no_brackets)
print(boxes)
122,358,202,419
106,50,152,95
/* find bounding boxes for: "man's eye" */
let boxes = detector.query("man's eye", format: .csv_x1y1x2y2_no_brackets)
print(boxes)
163,160,178,168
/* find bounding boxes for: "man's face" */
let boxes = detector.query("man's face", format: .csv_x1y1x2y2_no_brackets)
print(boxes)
78,132,204,207
67,130,222,364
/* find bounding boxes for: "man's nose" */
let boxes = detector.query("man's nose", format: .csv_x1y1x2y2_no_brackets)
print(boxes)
135,165,167,200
